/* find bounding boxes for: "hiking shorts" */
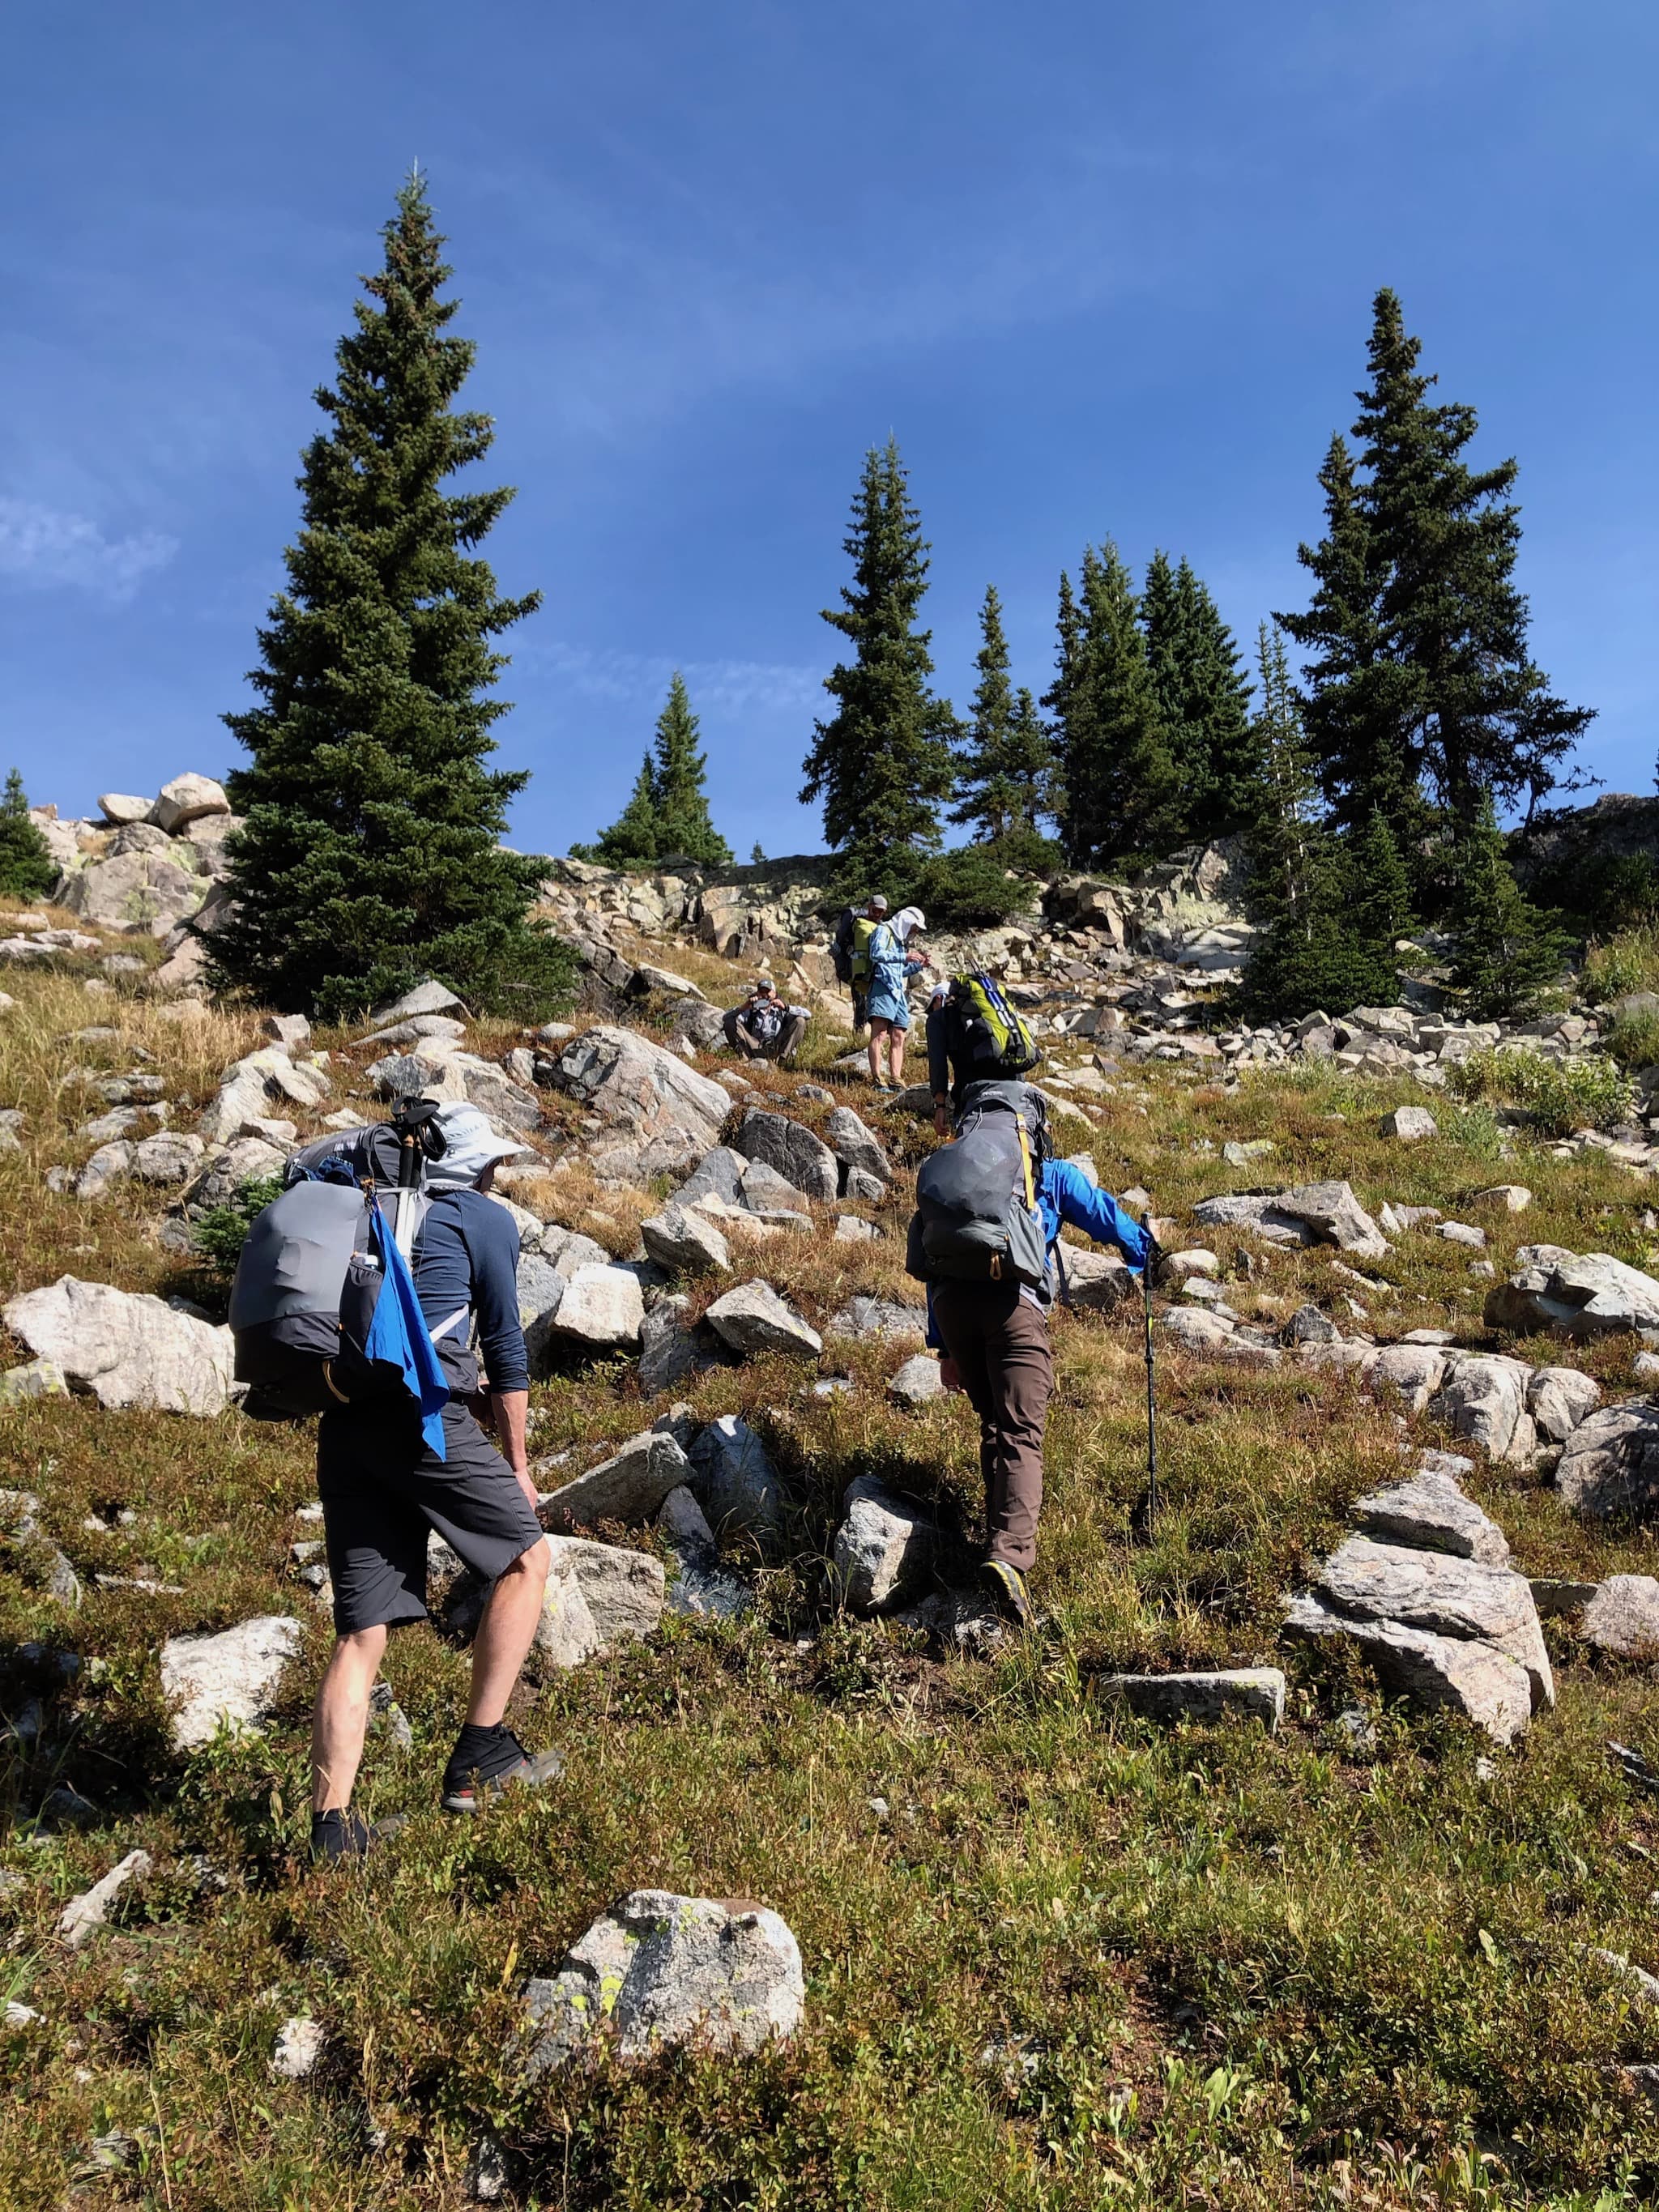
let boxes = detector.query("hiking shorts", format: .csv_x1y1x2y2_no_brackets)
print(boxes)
317,1399,544,1636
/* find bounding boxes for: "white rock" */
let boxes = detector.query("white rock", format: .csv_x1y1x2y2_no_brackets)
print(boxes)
1371,1344,1447,1413
271,2018,326,2081
97,792,155,825
546,1025,730,1158
543,1534,666,1651
546,1265,645,1353
889,1354,944,1405
1350,1468,1510,1566
58,1849,152,1950
369,978,467,1023
1469,1184,1532,1215
640,1205,731,1276
705,1281,822,1361
1162,1307,1235,1349
1429,1353,1537,1464
540,1431,692,1531
1314,1536,1551,1709
4,1277,235,1414
1584,1575,1659,1660
521,1890,805,2072
160,1616,305,1750
1527,1365,1601,1443
833,1476,936,1612
75,1140,134,1199
153,773,231,833
1284,1595,1533,1745
1380,1106,1437,1140
130,1132,206,1185
531,1566,603,1669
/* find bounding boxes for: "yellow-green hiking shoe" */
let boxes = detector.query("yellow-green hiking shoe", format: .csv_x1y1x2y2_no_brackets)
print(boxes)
979,1559,1032,1629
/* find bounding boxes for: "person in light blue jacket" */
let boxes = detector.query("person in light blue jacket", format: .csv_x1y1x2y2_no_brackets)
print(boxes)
864,905,928,1092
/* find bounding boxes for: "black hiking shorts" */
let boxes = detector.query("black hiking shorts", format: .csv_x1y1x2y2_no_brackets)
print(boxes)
317,1399,544,1636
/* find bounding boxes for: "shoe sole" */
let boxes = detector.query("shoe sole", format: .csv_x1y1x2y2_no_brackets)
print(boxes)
441,1750,564,1815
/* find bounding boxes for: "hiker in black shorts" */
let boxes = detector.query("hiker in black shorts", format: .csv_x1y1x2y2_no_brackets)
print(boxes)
309,1102,559,1859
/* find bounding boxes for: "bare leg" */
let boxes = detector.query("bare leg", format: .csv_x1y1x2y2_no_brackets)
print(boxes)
311,1624,389,1813
889,1028,906,1085
867,1018,889,1086
465,1539,551,1728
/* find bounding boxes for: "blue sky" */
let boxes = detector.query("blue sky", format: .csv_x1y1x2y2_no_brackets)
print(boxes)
2,1,1654,861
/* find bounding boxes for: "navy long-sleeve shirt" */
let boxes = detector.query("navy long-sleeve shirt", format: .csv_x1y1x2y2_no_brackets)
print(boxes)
924,1157,1152,1349
413,1189,529,1395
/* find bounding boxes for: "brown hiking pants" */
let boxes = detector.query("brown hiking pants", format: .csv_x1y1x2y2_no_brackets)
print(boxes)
931,1281,1054,1574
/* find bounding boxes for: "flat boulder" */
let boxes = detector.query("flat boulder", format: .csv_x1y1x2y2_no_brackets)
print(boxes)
1380,1106,1437,1140
521,1890,804,2073
4,1277,235,1414
1350,1467,1510,1566
833,1476,936,1612
1584,1575,1659,1661
1284,1595,1533,1747
1555,1403,1659,1518
1486,1251,1659,1340
731,1109,838,1202
640,1204,731,1276
1313,1535,1551,1709
546,1025,730,1155
153,772,231,833
160,1616,304,1750
1270,1181,1389,1260
1101,1669,1285,1729
705,1281,821,1362
826,1295,927,1345
545,1265,645,1353
369,978,467,1024
540,1431,691,1531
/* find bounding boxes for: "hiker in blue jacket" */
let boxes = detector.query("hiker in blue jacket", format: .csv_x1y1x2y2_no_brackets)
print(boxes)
922,1081,1155,1626
309,1102,561,1859
865,905,928,1093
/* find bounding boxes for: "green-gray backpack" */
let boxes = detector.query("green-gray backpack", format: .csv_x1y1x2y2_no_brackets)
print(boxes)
905,1082,1049,1289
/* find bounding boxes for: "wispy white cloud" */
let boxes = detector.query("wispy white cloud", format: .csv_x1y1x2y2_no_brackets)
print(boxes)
533,640,823,717
0,498,177,602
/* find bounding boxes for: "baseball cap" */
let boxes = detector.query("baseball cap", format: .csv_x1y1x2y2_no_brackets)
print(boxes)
426,1101,535,1187
868,893,889,913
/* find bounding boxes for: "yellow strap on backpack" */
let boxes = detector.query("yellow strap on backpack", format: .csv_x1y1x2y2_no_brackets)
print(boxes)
1015,1119,1036,1212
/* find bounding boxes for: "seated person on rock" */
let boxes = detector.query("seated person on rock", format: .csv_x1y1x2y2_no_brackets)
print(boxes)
722,976,808,1063
309,1102,559,1860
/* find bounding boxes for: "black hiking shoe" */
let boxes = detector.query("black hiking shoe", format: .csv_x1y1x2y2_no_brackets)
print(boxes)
309,1808,406,1863
441,1725,564,1815
979,1558,1032,1629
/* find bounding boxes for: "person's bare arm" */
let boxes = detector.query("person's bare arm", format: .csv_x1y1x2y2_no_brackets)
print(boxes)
490,1387,538,1511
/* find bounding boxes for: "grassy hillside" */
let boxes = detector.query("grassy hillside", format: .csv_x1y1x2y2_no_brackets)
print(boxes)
2,914,1657,2209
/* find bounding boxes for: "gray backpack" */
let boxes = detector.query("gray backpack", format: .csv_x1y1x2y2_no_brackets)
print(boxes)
906,1081,1049,1290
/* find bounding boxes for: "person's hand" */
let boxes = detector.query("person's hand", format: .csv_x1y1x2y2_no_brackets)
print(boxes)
933,1102,951,1139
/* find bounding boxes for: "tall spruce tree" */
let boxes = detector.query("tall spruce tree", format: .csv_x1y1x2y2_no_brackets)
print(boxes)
1280,289,1592,886
951,585,1052,854
1142,552,1258,845
801,439,956,874
648,674,731,866
1041,568,1083,845
0,769,55,900
1056,542,1179,869
209,174,569,1021
1245,623,1318,923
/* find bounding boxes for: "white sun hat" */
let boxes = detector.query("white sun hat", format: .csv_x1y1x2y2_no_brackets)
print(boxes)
426,1102,535,1187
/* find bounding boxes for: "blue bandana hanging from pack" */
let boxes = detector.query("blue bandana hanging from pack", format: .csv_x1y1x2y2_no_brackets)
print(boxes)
362,1191,450,1460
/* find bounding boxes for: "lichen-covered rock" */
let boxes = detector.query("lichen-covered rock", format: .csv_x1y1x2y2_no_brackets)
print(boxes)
520,1890,804,2073
1555,1403,1659,1518
832,1476,936,1612
825,1295,927,1345
731,1109,838,1202
1313,1536,1552,1710
543,1535,666,1650
888,1353,943,1405
60,850,202,932
546,1026,730,1155
1350,1467,1510,1566
544,1265,645,1353
159,1616,304,1750
4,1277,235,1414
1284,1595,1534,1745
58,1849,153,1950
1429,1353,1537,1464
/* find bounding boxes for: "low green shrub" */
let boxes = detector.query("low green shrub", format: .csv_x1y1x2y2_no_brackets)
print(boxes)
1448,1046,1632,1136
191,1174,283,1289
1584,922,1659,1003
830,843,1042,931
1605,1008,1659,1072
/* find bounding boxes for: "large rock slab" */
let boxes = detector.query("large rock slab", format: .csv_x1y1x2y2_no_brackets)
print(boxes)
1429,1354,1537,1464
1101,1669,1285,1729
159,1616,305,1750
544,1265,645,1353
731,1110,838,1202
153,772,230,833
824,1106,891,1186
198,1048,327,1144
1284,1594,1534,1745
825,1295,927,1345
61,849,202,932
543,1535,666,1651
1190,1192,1311,1248
546,1026,730,1154
640,1205,731,1276
369,978,467,1024
1584,1575,1659,1661
1486,1251,1659,1340
1556,1403,1659,1518
540,1431,692,1532
4,1278,235,1414
1350,1467,1510,1566
833,1476,936,1612
1269,1181,1389,1260
1528,1366,1601,1443
689,1416,786,1542
1314,1536,1552,1709
704,1281,821,1361
521,1890,804,2073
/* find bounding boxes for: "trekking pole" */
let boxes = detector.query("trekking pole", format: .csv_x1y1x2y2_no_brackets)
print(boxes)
1141,1205,1158,1536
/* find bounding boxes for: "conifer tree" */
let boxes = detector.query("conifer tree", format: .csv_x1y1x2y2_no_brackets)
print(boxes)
1056,543,1179,869
587,755,660,867
951,586,1052,854
1280,290,1592,879
208,175,569,1021
801,439,956,874
0,769,55,900
649,673,731,867
1245,623,1317,922
1445,798,1572,1019
1142,553,1257,845
1041,569,1083,844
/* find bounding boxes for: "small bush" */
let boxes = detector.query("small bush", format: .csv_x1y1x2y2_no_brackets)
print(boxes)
191,1175,283,1289
830,843,1040,931
1584,922,1659,1003
1606,1008,1659,1072
1448,1046,1632,1136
